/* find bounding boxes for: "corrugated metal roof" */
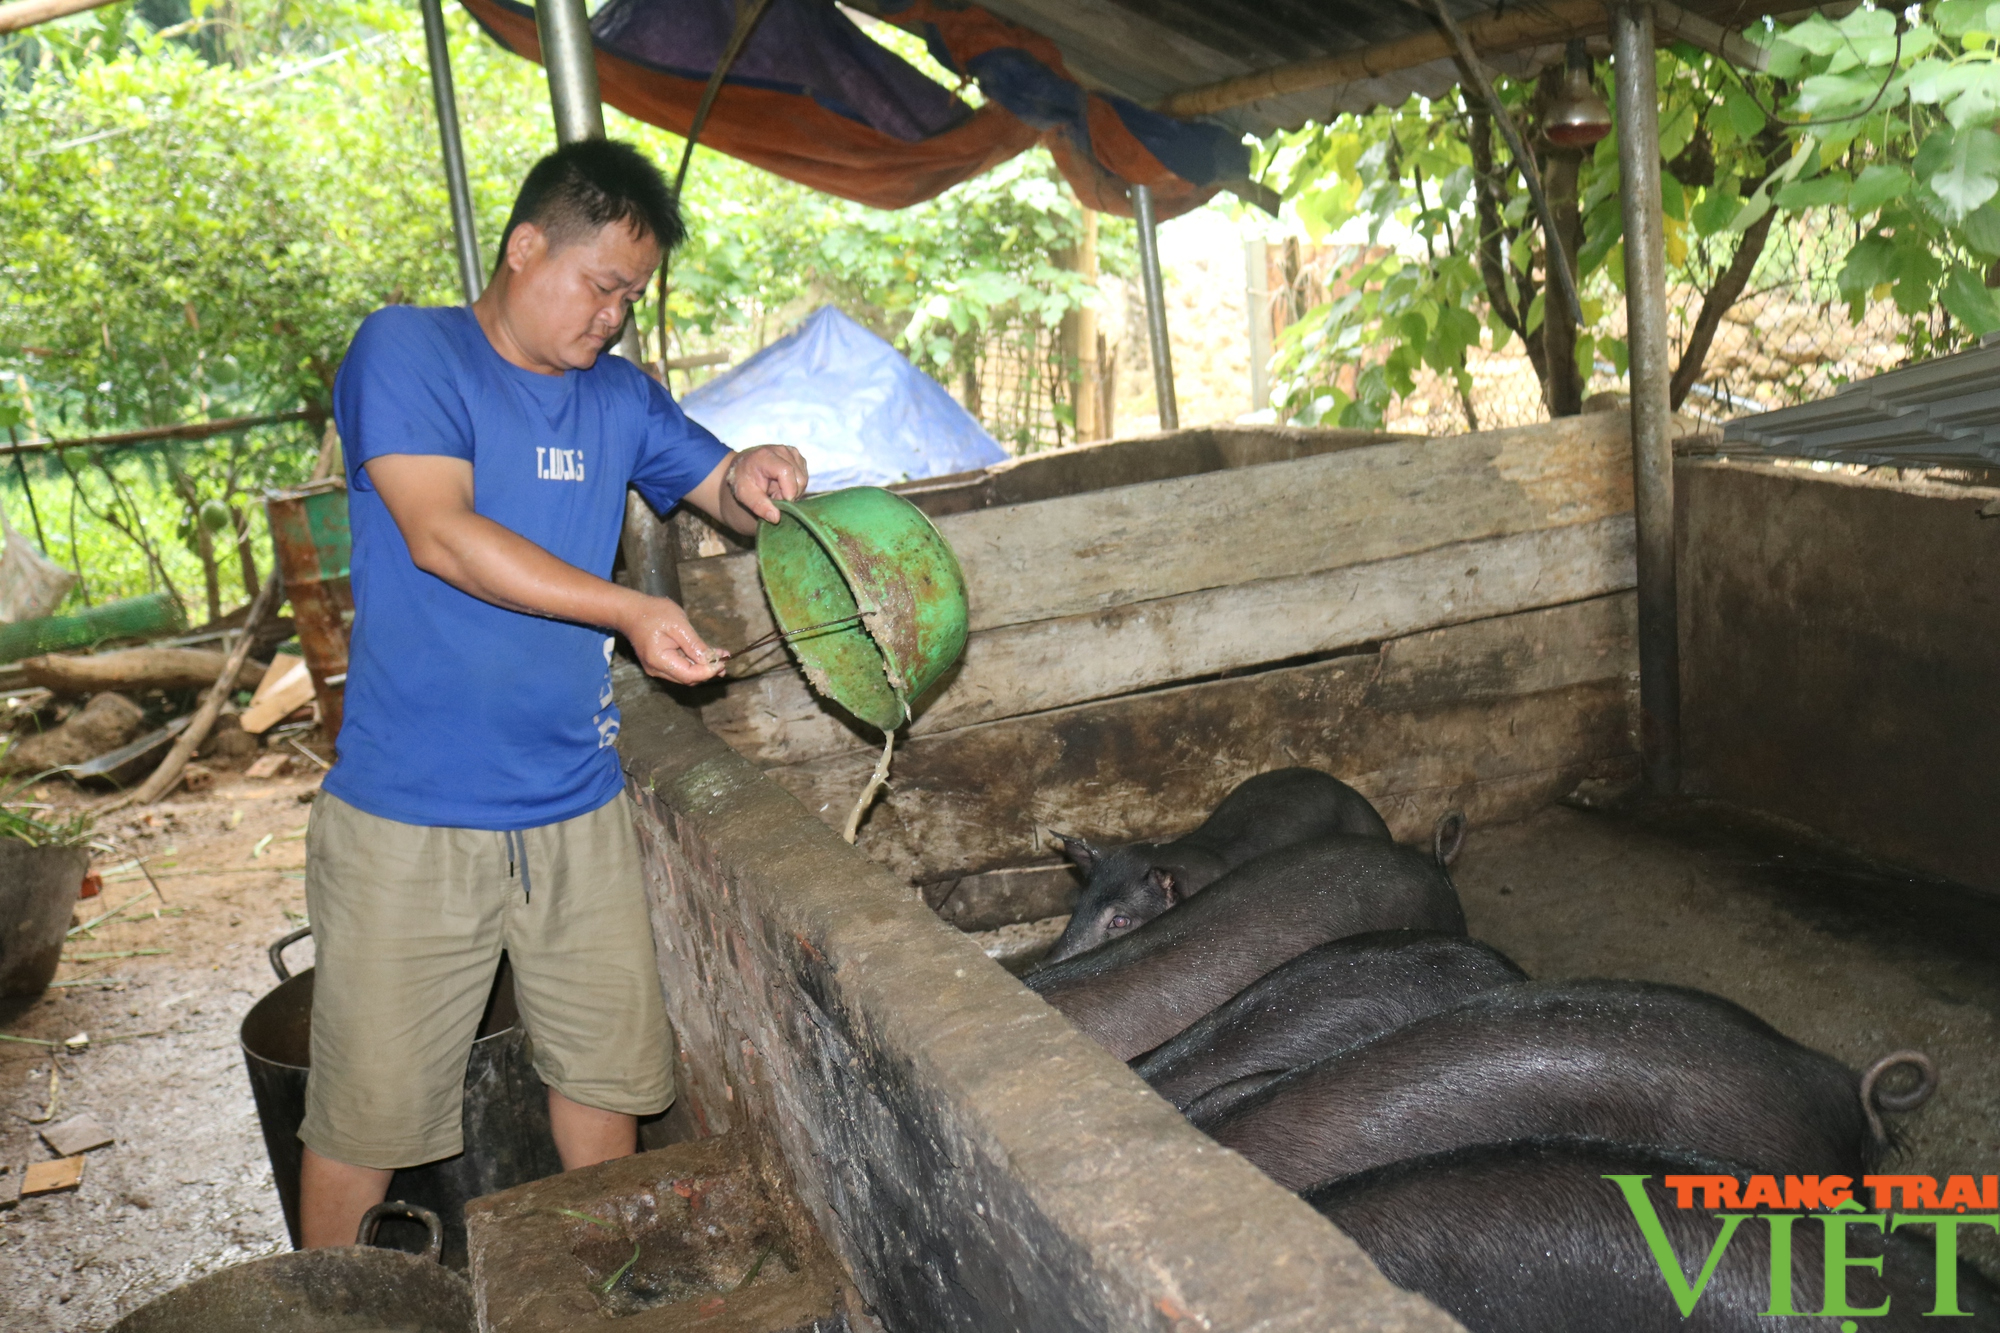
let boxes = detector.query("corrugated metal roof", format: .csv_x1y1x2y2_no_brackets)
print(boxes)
1722,340,2000,479
963,0,1784,137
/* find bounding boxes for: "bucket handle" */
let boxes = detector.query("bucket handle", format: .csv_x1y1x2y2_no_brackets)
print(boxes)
268,926,313,981
357,1201,445,1265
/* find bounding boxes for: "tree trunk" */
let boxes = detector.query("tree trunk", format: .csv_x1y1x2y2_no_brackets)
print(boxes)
231,504,259,600
1466,105,1548,389
1541,145,1586,416
1670,126,1788,411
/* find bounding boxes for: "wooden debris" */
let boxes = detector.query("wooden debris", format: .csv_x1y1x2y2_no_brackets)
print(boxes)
20,648,266,697
240,656,311,735
22,1155,84,1196
27,1067,59,1123
244,753,289,780
0,1168,19,1211
108,568,281,810
40,1113,113,1157
180,762,216,792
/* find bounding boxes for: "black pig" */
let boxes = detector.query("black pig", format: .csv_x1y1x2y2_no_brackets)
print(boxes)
1307,1139,1999,1332
1025,836,1466,1060
1042,768,1395,964
1133,930,1525,1114
1199,980,1937,1190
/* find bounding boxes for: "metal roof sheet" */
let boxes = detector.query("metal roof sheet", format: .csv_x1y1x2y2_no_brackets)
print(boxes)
961,0,1789,137
1722,340,2000,478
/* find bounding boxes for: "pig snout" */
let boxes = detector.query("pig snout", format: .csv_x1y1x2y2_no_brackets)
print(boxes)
1036,768,1392,963
1040,841,1210,966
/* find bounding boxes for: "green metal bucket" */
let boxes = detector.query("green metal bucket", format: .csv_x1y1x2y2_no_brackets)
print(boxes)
755,487,968,732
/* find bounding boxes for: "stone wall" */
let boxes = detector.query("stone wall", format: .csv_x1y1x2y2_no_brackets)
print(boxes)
614,666,1460,1333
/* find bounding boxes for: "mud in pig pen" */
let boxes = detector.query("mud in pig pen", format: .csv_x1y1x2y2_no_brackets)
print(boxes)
0,762,325,1331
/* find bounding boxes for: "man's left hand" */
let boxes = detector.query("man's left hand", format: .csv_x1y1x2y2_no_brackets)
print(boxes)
726,445,809,525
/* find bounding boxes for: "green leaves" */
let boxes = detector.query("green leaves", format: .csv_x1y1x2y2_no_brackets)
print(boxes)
1914,123,2000,219
1774,172,1850,208
1848,163,1913,215
1942,263,2000,329
1934,0,2000,39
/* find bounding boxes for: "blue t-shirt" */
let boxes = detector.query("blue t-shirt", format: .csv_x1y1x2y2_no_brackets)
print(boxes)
323,305,730,830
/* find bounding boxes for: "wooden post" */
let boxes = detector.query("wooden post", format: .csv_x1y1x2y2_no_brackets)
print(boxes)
1061,210,1103,443
1076,209,1100,441
1246,237,1271,415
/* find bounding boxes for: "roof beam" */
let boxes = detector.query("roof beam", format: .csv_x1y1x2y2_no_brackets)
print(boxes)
1655,0,1770,71
1156,0,1774,119
0,0,119,35
1157,0,1606,117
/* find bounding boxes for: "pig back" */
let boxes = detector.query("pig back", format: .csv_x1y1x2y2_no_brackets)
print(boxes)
1027,837,1467,1061
1306,1139,2000,1333
1133,931,1527,1110
1202,979,1873,1192
1175,767,1392,865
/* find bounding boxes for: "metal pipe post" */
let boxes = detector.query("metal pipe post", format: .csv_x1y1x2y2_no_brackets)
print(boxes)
420,0,483,303
533,0,644,363
1131,184,1179,431
535,0,604,144
1609,0,1680,794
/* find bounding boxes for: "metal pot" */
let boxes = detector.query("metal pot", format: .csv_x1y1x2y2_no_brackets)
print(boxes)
0,841,89,997
111,1201,473,1332
240,929,562,1268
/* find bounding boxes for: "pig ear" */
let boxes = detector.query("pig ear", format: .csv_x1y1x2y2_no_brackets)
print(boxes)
1145,867,1180,903
1051,832,1097,871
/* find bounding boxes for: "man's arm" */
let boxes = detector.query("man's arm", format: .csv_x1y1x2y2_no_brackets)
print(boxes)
365,454,723,684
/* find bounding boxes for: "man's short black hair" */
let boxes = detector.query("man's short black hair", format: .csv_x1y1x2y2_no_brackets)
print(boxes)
497,139,685,264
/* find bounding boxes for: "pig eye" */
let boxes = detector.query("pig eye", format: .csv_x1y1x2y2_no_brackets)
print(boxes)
1109,915,1132,930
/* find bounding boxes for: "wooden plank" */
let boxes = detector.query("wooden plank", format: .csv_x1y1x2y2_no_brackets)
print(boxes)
762,595,1639,884
667,424,1408,571
704,514,1636,768
924,863,1082,931
20,647,267,696
680,413,1631,674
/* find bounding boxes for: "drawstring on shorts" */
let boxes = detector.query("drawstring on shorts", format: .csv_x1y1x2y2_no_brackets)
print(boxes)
503,828,532,903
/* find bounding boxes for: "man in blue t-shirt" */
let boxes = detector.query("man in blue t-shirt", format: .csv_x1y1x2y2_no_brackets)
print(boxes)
300,140,806,1247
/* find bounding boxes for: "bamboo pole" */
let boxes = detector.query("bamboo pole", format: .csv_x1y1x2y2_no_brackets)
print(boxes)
0,408,326,458
0,0,119,35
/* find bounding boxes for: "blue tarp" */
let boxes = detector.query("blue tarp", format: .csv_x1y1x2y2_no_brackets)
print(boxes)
682,306,1008,493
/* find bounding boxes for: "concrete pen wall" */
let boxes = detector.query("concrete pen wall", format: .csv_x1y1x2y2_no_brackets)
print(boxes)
614,666,1461,1333
1678,457,2000,895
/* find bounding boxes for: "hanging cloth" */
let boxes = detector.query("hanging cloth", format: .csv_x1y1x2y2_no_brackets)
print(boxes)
457,0,1249,218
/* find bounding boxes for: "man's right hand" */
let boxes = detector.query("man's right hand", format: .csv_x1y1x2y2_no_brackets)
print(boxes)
618,594,726,685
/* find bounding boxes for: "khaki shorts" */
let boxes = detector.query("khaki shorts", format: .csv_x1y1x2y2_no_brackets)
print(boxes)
299,791,674,1170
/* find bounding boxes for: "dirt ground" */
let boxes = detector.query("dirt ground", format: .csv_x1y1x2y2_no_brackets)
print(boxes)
0,755,326,1332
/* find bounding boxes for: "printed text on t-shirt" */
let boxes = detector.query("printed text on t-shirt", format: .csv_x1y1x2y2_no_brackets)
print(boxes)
536,447,586,481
